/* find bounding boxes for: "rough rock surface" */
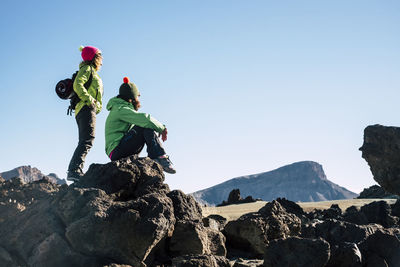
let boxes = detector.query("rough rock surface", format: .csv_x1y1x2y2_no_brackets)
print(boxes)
171,254,231,267
0,156,231,267
325,242,362,267
358,185,400,199
263,237,330,267
360,124,400,195
224,200,301,258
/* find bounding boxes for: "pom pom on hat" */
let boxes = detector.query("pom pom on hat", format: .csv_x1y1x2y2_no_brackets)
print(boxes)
123,77,130,84
79,45,84,52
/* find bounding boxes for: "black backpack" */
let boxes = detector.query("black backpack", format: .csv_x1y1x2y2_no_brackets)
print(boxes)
55,67,93,115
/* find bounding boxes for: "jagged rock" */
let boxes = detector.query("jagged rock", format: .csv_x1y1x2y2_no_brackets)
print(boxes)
360,124,400,196
167,190,203,222
308,204,343,221
0,246,17,267
76,156,169,199
0,156,193,267
343,201,398,227
360,201,398,227
205,214,227,230
343,206,369,225
169,220,226,257
0,175,4,183
171,255,231,267
232,258,263,267
217,188,257,207
275,197,305,217
359,230,400,267
358,185,399,199
224,200,301,258
326,242,362,267
203,216,225,232
263,237,330,267
301,219,382,246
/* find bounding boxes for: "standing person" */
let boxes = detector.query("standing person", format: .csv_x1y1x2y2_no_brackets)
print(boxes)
67,45,104,182
105,77,176,174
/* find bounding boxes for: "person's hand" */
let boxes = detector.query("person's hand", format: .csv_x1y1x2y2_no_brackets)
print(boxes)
161,128,168,142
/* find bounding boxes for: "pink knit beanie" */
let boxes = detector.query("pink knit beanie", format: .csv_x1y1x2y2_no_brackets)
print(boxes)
79,45,101,61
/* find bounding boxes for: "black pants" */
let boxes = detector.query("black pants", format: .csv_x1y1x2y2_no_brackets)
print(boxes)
111,125,166,161
68,105,96,175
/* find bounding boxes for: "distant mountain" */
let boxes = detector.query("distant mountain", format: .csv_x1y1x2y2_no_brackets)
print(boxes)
0,166,66,185
191,161,358,206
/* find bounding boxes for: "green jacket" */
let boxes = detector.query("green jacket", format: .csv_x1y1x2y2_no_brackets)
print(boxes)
73,62,103,116
105,97,166,156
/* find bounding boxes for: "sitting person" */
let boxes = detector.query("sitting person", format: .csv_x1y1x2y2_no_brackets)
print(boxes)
105,77,176,174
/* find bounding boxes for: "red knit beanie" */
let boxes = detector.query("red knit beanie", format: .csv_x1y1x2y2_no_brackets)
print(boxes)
79,45,101,61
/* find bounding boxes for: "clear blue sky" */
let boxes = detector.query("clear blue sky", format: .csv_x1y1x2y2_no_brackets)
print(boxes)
1,1,399,194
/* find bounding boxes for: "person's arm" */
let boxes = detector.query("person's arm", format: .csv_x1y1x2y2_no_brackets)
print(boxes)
73,65,95,106
119,106,166,133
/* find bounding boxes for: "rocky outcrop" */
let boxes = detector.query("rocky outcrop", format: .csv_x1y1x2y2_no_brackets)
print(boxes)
224,200,301,258
360,124,400,196
1,166,65,185
217,189,258,207
358,185,400,199
0,156,230,267
1,154,400,266
192,161,358,205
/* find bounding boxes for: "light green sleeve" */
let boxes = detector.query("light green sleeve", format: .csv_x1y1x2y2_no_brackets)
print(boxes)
73,65,95,105
119,106,166,133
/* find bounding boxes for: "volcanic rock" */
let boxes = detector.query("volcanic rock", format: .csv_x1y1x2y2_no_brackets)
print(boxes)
325,242,362,267
224,200,301,258
359,230,400,267
217,188,257,207
342,201,398,227
358,185,399,199
360,124,400,196
0,156,210,266
263,237,330,267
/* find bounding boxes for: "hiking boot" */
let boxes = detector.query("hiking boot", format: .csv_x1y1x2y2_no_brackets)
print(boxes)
66,172,82,182
154,155,176,174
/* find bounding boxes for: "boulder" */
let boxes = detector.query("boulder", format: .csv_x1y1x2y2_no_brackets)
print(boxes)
326,242,362,267
360,201,398,227
169,220,226,257
359,230,400,267
263,237,330,267
359,124,400,196
358,185,399,199
343,206,369,225
224,200,301,258
171,255,231,267
302,219,381,246
217,188,257,207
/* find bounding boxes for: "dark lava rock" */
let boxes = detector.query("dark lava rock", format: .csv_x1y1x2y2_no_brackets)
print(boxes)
358,185,399,199
0,156,216,267
217,188,257,207
343,201,398,227
326,242,362,267
203,215,227,231
224,200,301,258
263,237,330,267
232,258,263,267
359,230,400,267
360,124,400,196
302,219,382,246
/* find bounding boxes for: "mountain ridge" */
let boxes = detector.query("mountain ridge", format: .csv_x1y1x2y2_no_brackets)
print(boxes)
0,165,66,185
191,161,357,206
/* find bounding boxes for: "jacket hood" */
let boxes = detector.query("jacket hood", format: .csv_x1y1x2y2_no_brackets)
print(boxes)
106,97,133,111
